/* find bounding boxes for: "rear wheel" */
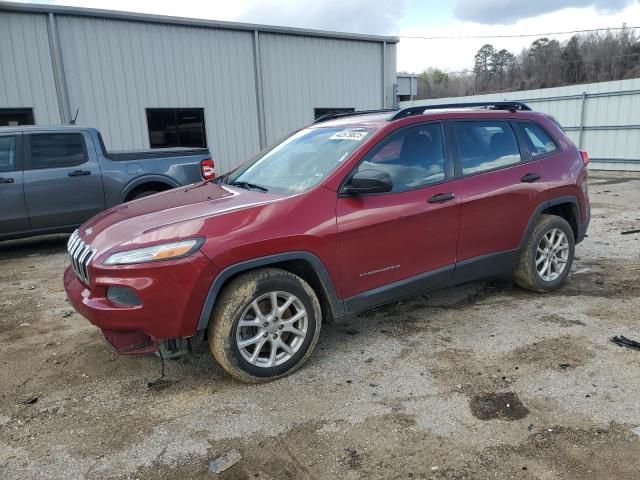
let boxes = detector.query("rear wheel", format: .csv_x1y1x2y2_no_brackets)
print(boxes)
208,268,321,383
514,214,575,292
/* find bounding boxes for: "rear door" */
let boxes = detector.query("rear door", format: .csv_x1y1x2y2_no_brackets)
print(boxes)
0,132,30,236
451,119,549,279
23,131,105,229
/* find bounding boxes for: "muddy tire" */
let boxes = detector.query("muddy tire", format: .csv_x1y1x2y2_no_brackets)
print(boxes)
208,268,322,383
514,214,575,292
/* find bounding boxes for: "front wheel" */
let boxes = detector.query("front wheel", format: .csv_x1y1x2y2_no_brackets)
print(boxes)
514,214,575,292
208,268,322,383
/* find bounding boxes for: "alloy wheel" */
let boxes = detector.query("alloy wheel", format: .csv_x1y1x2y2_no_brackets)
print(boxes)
535,228,570,282
235,291,308,368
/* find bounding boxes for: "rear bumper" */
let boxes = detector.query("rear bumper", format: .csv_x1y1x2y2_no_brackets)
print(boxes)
64,251,218,354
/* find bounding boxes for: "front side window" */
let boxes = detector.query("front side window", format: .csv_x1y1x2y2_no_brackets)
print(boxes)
0,136,16,172
353,123,446,192
520,122,558,158
453,121,521,175
146,108,206,148
228,126,373,195
29,134,87,169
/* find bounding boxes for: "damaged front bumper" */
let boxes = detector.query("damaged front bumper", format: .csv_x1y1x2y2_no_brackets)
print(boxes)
63,250,217,355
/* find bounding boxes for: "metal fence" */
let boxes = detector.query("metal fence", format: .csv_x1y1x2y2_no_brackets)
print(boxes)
399,78,640,171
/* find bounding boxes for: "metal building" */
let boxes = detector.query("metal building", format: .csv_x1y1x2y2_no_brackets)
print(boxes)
0,2,398,173
399,78,640,171
396,74,418,103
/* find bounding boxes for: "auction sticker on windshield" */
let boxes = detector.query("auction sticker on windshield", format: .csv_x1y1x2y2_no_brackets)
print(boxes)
329,130,368,141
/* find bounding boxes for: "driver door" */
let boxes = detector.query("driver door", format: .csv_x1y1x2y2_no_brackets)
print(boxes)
336,122,460,310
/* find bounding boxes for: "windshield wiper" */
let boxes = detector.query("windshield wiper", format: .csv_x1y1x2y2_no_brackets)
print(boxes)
229,181,268,192
209,174,227,184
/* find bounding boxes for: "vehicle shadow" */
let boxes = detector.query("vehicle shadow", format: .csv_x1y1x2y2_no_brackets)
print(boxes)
0,234,69,259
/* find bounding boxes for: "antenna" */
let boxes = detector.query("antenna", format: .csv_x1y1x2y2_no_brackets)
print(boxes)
70,108,79,125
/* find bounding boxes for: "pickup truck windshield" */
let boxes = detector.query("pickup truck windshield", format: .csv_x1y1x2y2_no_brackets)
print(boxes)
227,127,373,195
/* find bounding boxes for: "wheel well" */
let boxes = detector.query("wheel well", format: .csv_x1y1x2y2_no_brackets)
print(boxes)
222,259,335,323
541,202,578,240
125,181,172,201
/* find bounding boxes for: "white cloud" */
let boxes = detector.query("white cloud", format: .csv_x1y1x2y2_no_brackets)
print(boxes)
237,0,406,34
23,0,404,34
397,3,640,73
454,0,633,25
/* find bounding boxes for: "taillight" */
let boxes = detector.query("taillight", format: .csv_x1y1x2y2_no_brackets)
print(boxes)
579,150,590,166
200,158,215,180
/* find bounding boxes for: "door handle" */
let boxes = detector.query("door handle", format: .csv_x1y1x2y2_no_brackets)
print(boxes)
428,192,455,204
0,177,15,184
68,170,91,177
521,173,541,183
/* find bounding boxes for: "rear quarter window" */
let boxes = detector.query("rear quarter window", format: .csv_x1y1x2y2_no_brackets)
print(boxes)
519,122,558,158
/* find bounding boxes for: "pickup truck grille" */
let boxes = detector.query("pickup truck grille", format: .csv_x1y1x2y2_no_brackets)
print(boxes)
67,230,96,285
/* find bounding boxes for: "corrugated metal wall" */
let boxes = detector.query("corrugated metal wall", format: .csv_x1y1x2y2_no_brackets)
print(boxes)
384,42,397,108
55,15,260,174
399,78,640,171
259,33,386,144
0,6,397,174
0,12,61,124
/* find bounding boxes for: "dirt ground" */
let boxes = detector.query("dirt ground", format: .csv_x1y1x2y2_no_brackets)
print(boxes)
1,171,640,480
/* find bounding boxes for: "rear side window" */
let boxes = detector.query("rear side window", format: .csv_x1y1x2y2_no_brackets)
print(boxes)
29,134,87,169
0,136,16,172
520,122,558,158
355,123,446,192
453,121,521,175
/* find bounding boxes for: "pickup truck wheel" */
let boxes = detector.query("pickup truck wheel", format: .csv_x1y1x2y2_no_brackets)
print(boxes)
514,214,575,292
130,190,158,201
208,268,321,383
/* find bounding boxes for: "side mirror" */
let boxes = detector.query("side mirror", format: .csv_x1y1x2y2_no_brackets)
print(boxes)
343,169,393,195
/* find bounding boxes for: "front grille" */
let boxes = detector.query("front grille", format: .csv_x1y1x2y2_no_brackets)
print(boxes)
67,230,97,285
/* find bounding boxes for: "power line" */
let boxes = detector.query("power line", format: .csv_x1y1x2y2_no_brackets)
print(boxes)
400,25,640,40
413,52,640,76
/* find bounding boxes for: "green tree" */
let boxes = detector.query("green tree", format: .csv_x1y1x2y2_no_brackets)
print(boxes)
474,44,495,92
561,35,584,83
490,49,515,79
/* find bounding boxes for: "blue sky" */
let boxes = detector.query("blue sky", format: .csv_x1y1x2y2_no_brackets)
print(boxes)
16,0,640,72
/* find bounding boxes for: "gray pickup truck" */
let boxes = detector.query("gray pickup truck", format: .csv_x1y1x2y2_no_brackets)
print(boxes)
0,125,213,241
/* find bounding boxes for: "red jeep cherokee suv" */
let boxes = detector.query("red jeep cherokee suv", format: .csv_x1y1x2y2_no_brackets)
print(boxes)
64,102,590,382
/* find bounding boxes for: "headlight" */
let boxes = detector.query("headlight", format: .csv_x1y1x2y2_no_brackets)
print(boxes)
103,238,204,265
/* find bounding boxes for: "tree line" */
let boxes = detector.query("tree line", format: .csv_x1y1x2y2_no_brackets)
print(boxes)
410,25,640,99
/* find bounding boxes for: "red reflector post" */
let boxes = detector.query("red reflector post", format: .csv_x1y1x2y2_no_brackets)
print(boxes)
201,158,215,180
580,150,590,166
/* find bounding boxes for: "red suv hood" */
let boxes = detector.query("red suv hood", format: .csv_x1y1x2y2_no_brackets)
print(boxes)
80,182,278,253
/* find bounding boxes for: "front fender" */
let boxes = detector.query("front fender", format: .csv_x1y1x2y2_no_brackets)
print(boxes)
196,251,345,331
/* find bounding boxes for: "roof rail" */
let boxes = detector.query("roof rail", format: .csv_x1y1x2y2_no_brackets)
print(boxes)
313,109,398,124
389,101,531,121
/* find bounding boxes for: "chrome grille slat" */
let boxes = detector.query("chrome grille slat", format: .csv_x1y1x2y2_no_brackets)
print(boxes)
79,246,92,281
67,229,96,285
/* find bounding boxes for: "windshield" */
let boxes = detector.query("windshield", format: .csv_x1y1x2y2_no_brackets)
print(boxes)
227,127,373,195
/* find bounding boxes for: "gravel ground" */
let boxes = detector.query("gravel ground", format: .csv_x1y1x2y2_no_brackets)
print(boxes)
1,171,639,480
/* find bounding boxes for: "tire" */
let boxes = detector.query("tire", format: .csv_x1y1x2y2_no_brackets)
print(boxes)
208,268,322,383
514,214,575,292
